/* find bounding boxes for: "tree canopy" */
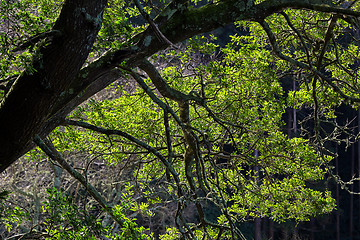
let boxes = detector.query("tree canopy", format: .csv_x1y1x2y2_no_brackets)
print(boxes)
1,0,360,239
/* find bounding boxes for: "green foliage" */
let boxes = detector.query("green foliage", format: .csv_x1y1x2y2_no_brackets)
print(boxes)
159,227,180,240
0,0,63,97
6,0,360,238
0,190,30,233
0,187,150,239
53,21,336,237
109,184,152,240
93,0,140,54
42,188,104,239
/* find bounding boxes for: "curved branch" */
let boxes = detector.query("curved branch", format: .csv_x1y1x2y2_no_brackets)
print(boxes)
138,59,203,103
33,135,124,227
279,11,312,67
260,20,360,103
62,119,184,196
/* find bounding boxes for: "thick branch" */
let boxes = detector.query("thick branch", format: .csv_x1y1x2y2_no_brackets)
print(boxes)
12,30,62,52
138,59,203,103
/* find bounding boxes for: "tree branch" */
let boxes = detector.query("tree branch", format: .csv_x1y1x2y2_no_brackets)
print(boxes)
260,20,360,103
33,135,125,227
12,30,62,52
138,59,204,103
62,119,184,196
133,0,176,47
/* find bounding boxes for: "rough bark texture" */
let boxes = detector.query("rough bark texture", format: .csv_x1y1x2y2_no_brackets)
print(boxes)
0,0,107,172
0,0,356,172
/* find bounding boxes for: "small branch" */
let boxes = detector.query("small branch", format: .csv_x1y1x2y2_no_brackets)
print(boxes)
316,14,338,69
12,30,62,52
6,231,49,240
332,174,360,195
260,20,360,103
133,0,177,47
164,111,173,181
62,119,184,196
33,135,125,227
123,66,186,129
312,77,320,138
11,183,35,199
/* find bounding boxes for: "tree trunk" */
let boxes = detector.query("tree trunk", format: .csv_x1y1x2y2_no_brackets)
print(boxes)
0,0,107,172
336,144,340,240
269,219,274,240
254,150,261,240
350,137,354,240
358,110,360,238
292,79,297,135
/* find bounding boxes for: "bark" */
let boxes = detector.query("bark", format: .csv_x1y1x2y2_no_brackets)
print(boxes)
254,151,261,240
358,110,360,235
254,218,261,240
269,219,274,240
0,0,107,172
0,0,358,173
336,144,340,240
350,134,355,239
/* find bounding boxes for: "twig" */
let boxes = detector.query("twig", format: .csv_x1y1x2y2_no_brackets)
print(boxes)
61,119,184,196
260,20,360,103
12,30,62,52
33,135,125,227
133,0,177,48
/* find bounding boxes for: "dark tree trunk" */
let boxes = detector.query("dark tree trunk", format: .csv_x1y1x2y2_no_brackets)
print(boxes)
292,79,297,135
254,150,261,240
336,144,340,240
0,0,107,172
254,218,261,240
350,138,354,239
358,110,360,238
269,219,274,240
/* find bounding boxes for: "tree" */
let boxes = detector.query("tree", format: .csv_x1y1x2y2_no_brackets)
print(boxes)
1,0,360,239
